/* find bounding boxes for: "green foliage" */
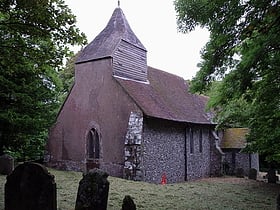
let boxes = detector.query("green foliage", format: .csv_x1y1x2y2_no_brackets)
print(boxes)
205,81,253,129
58,51,80,101
0,0,87,160
175,0,280,162
3,130,47,161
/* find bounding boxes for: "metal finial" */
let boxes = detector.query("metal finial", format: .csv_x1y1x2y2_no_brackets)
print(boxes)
118,0,120,7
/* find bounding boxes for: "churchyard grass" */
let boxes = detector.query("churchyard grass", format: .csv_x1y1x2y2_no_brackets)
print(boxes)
0,168,279,210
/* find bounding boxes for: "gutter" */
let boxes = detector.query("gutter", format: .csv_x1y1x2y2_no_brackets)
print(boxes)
211,130,225,175
211,130,225,155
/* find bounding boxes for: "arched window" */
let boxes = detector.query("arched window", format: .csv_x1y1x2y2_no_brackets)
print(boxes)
87,128,100,159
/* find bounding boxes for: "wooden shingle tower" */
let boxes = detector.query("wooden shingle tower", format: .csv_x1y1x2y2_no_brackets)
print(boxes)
76,7,148,82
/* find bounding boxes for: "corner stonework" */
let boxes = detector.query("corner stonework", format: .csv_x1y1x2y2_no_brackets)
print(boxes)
124,112,143,181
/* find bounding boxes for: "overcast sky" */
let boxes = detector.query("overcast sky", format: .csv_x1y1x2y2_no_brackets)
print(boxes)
64,0,209,79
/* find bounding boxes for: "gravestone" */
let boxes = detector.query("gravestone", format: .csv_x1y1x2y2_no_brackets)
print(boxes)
75,168,109,210
248,168,257,180
5,162,57,210
122,195,136,210
236,168,244,178
267,168,277,183
0,154,14,175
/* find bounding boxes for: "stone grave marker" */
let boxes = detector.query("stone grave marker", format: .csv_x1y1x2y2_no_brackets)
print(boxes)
248,168,257,180
5,162,57,210
0,154,14,175
236,168,244,178
75,168,109,210
122,195,136,210
267,168,277,183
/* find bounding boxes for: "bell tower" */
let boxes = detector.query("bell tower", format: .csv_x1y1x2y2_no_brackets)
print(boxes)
76,7,148,82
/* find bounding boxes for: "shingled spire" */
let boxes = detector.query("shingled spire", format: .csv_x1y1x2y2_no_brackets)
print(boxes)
77,8,148,82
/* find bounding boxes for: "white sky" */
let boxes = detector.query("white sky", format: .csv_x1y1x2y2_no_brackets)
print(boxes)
64,0,209,80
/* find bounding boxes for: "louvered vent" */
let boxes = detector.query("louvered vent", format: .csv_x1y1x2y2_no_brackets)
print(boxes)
113,40,147,82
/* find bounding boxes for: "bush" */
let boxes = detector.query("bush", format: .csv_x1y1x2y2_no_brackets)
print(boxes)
3,130,47,162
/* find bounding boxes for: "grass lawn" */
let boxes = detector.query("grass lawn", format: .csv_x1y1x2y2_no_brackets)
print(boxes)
0,168,279,210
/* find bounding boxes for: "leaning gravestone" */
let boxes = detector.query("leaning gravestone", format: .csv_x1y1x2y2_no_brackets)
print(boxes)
5,162,57,210
0,154,14,175
75,168,109,210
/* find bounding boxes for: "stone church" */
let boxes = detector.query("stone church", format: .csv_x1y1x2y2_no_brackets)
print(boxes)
47,7,258,183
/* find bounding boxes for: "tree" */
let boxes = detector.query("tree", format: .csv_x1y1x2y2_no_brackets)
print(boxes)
58,51,80,101
175,0,280,162
0,0,86,160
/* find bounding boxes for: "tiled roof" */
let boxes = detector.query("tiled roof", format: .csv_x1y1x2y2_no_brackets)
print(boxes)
76,7,213,125
116,67,214,124
76,8,146,64
221,128,249,149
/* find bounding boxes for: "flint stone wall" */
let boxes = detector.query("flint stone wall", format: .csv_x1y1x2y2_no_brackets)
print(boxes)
142,118,185,183
223,150,259,176
235,153,251,175
187,128,217,180
142,118,219,183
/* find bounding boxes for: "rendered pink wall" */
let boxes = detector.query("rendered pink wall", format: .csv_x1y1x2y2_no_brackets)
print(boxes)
48,58,141,176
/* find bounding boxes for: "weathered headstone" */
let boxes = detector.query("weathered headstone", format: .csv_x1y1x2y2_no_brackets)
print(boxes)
122,195,136,210
75,168,109,210
5,162,57,210
248,168,257,180
0,154,14,175
236,168,244,178
267,168,277,183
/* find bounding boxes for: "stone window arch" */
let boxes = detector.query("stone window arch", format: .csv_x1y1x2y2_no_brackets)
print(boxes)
87,128,100,159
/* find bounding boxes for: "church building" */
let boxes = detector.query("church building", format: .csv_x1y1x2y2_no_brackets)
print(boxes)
47,7,257,183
